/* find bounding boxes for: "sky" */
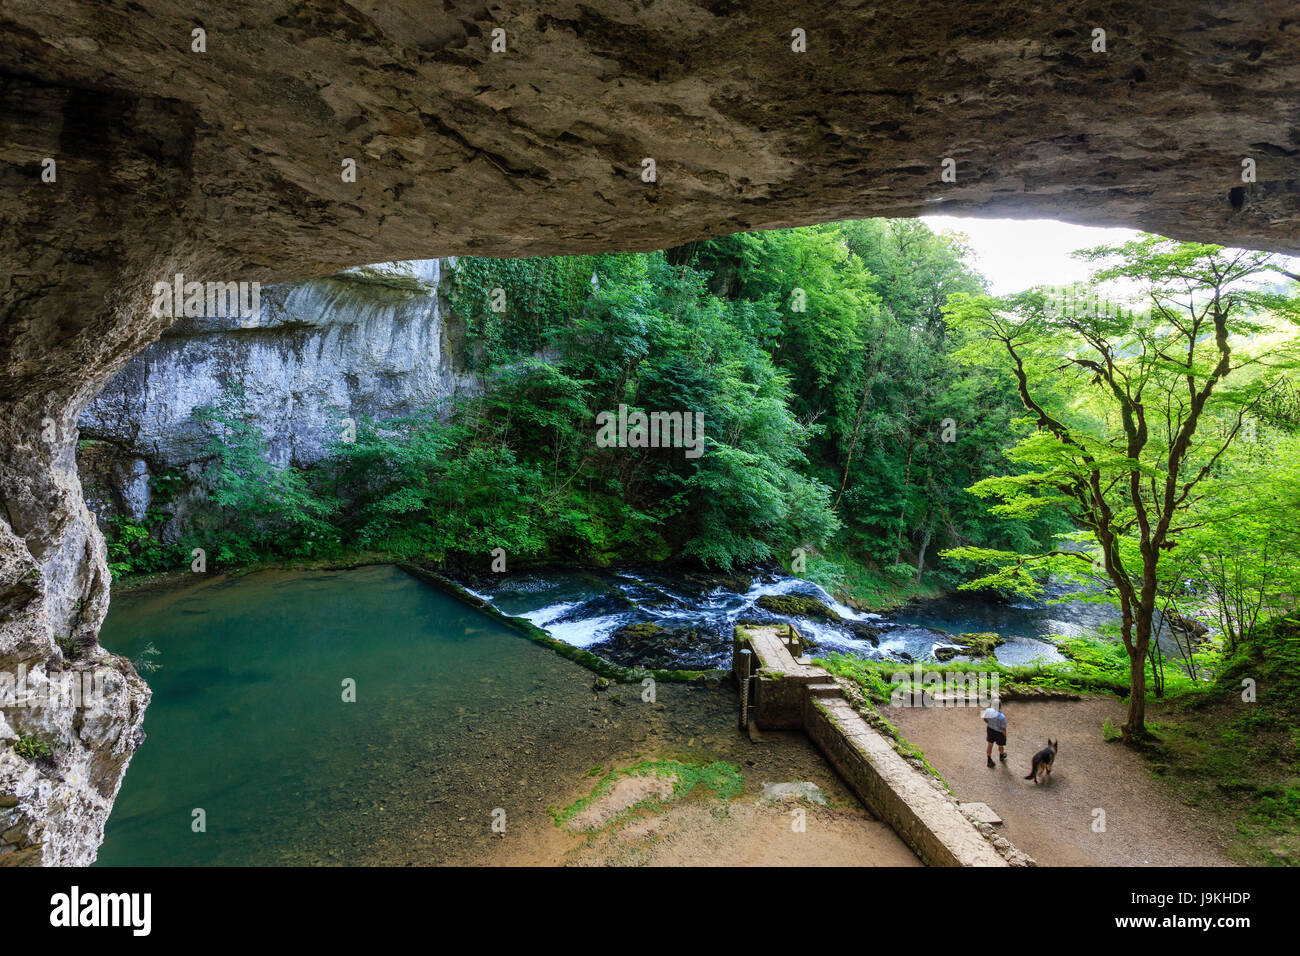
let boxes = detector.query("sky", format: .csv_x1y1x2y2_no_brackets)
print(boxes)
920,216,1299,299
920,216,1140,295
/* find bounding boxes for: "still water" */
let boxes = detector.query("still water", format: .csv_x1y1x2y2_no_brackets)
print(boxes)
96,565,547,865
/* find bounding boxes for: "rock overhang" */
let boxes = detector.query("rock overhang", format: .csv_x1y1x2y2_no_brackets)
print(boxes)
2,1,1297,288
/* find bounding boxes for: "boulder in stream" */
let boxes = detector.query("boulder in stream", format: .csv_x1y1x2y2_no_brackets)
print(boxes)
594,621,727,670
755,594,880,645
756,593,837,620
933,631,1004,661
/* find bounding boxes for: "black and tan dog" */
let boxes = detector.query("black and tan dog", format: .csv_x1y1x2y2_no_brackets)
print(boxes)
1024,739,1058,784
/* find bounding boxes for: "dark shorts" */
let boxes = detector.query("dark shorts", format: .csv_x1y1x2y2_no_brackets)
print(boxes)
986,728,1006,746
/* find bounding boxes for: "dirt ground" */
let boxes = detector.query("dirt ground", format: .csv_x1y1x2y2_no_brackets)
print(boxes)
489,725,921,867
564,798,921,867
887,696,1238,866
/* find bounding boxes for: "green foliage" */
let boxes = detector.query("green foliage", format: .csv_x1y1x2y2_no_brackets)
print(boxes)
796,547,943,610
817,629,1178,703
1216,616,1300,720
446,254,605,369
1252,785,1300,826
330,400,551,561
694,221,1055,573
1170,431,1300,658
106,515,177,578
104,472,188,578
334,250,843,569
188,382,342,566
14,734,52,761
817,651,894,703
1134,616,1300,863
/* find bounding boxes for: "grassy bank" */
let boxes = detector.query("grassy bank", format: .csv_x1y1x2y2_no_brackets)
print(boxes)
813,630,1153,706
1137,617,1300,865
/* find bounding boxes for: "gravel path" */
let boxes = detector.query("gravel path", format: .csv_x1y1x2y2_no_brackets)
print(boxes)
887,696,1237,866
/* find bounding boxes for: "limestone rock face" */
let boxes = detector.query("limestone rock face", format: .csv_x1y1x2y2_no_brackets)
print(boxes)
77,259,476,532
1,1,1297,865
0,400,151,867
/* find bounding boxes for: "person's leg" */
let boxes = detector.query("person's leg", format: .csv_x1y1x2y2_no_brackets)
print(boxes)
986,737,995,767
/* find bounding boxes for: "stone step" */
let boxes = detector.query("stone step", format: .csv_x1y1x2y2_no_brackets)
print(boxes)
961,802,1003,826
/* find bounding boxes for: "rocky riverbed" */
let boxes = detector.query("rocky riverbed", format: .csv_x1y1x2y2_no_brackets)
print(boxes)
457,564,1080,671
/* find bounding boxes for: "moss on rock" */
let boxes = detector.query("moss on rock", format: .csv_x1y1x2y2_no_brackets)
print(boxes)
955,632,1004,657
935,631,1004,661
756,593,836,621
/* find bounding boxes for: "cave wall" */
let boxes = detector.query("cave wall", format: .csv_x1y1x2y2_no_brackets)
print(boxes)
1,1,1297,865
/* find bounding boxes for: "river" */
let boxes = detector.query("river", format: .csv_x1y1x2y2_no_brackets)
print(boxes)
461,564,1112,668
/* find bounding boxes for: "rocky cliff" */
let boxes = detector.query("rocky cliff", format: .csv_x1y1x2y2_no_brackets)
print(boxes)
77,259,476,531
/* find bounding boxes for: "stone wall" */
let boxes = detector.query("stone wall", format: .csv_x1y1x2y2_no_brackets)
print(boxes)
737,623,1024,867
803,693,1010,867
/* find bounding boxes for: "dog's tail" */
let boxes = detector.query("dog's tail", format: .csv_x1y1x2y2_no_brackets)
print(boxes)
1024,760,1037,780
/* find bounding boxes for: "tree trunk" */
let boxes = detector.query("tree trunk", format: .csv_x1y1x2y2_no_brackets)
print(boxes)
894,437,915,562
1123,649,1147,740
1123,597,1156,740
915,525,931,583
831,369,876,512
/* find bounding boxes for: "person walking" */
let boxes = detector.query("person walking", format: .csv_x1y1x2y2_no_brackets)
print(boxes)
982,698,1008,768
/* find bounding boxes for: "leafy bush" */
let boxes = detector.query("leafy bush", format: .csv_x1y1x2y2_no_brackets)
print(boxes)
187,383,342,566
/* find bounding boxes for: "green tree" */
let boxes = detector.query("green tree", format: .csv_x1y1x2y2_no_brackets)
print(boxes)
191,383,339,564
1172,428,1300,657
945,237,1297,739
